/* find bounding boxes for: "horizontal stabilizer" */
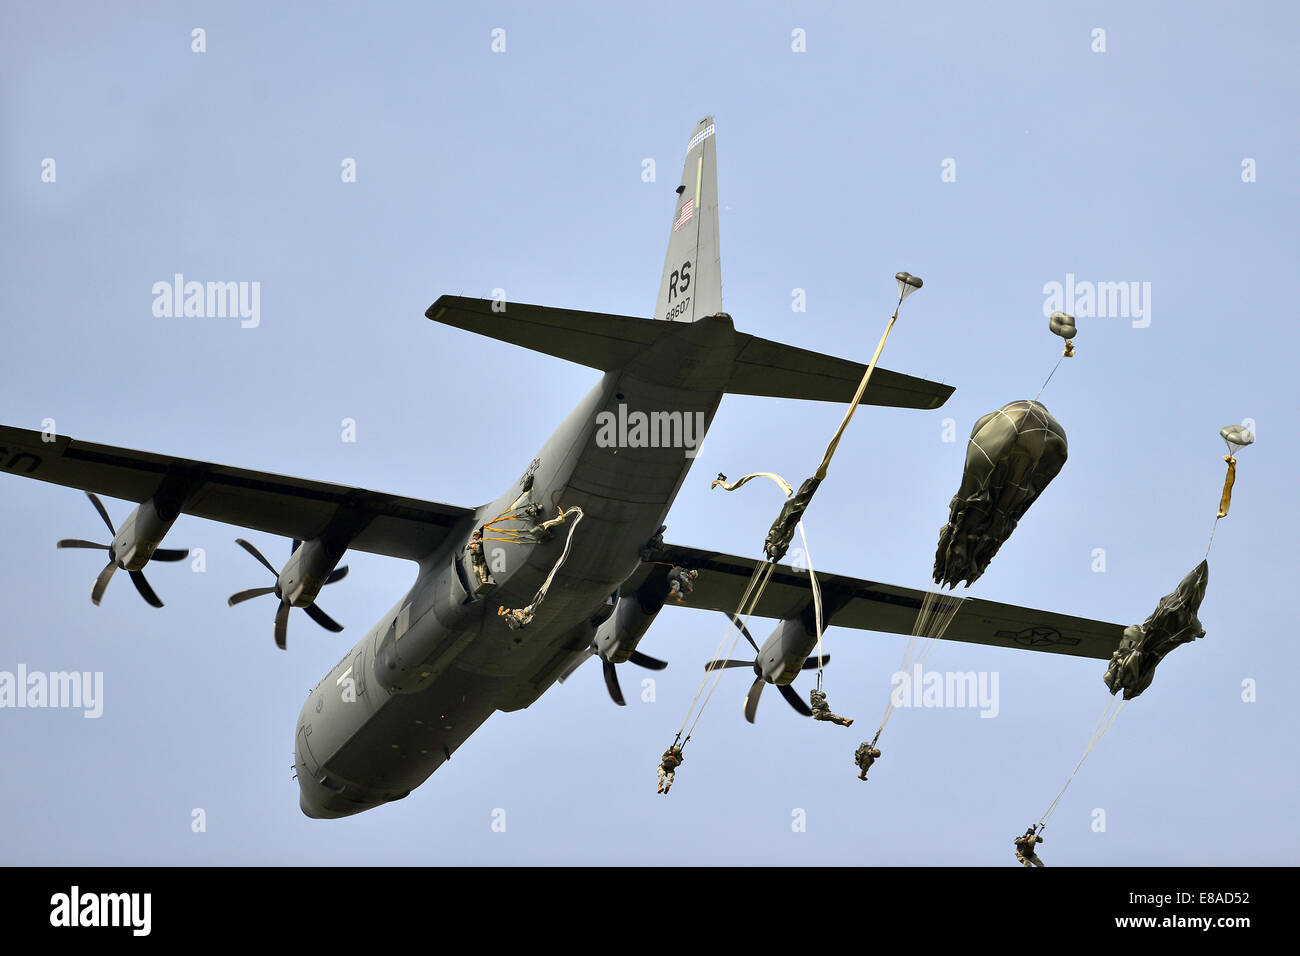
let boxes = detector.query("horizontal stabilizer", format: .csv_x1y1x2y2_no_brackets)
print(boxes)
428,296,952,410
729,333,953,410
427,296,662,372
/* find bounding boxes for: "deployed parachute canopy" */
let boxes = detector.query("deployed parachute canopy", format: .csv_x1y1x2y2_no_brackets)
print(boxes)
1048,311,1077,339
1220,425,1255,455
932,400,1068,589
1103,560,1208,700
895,272,923,302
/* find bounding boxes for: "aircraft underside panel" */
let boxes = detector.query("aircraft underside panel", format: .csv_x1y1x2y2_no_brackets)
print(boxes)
298,664,507,819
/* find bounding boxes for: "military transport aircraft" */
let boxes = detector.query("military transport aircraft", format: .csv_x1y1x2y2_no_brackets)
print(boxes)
0,117,1123,818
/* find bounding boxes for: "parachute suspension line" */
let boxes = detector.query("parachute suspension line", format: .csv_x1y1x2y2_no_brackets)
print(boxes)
688,562,776,738
871,601,931,740
675,561,766,739
1037,695,1128,829
681,560,778,742
1034,355,1065,402
795,521,826,691
869,587,965,746
672,470,795,743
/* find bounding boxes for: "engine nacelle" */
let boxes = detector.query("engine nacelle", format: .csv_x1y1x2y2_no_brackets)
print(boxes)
755,613,819,685
110,499,178,571
279,538,346,607
594,573,668,664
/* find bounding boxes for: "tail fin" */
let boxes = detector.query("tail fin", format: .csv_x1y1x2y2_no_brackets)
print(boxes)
653,117,721,323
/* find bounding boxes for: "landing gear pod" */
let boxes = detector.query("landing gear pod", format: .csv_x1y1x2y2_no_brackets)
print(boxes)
1103,560,1208,700
932,400,1068,589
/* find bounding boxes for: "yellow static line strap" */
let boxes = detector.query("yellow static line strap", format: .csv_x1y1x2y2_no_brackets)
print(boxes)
710,472,794,497
1217,455,1237,519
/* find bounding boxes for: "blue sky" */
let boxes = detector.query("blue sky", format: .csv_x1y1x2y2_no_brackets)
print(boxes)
1,0,1295,864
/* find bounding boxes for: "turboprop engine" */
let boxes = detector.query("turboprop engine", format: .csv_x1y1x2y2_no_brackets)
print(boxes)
557,567,674,706
56,491,191,606
227,536,350,649
704,611,831,723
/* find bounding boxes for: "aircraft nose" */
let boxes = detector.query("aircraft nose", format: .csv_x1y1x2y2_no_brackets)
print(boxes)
300,791,326,819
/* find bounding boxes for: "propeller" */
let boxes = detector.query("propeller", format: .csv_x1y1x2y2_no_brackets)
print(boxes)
558,644,668,706
227,538,348,650
56,492,189,607
704,613,828,723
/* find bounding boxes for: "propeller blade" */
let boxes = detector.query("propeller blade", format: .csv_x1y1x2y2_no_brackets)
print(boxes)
778,682,813,716
86,492,115,536
91,561,117,606
727,612,761,653
744,676,765,724
57,539,109,550
602,659,626,706
228,586,276,606
628,650,668,670
235,538,280,577
129,570,164,608
325,565,349,585
557,645,595,683
704,659,756,671
274,601,291,650
303,602,344,633
800,654,830,670
150,548,190,562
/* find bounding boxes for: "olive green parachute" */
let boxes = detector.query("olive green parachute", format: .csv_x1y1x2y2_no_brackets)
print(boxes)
1103,560,1208,700
763,476,821,563
933,400,1068,589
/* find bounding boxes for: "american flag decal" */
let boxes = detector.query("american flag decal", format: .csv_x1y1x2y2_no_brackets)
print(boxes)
673,197,694,232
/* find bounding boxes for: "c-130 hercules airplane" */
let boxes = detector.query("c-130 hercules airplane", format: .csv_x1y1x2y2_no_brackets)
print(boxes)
0,117,1123,818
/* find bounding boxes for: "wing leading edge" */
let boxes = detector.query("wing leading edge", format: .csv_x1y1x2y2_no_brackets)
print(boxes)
0,425,473,561
646,542,1124,660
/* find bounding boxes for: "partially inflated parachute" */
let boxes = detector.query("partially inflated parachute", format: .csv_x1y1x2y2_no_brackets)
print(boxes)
1103,561,1208,700
933,400,1068,589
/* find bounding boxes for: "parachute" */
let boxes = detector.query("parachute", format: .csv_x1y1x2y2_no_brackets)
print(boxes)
1049,311,1077,357
932,400,1068,589
763,476,820,563
1103,560,1209,700
1216,425,1254,520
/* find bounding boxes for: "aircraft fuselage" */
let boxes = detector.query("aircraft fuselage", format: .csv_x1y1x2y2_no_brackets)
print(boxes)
295,313,737,817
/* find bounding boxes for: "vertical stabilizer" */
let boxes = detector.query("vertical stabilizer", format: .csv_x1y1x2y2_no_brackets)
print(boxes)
652,116,722,323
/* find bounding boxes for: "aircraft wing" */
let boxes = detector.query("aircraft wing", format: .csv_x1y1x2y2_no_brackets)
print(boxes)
647,542,1124,660
0,425,474,561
